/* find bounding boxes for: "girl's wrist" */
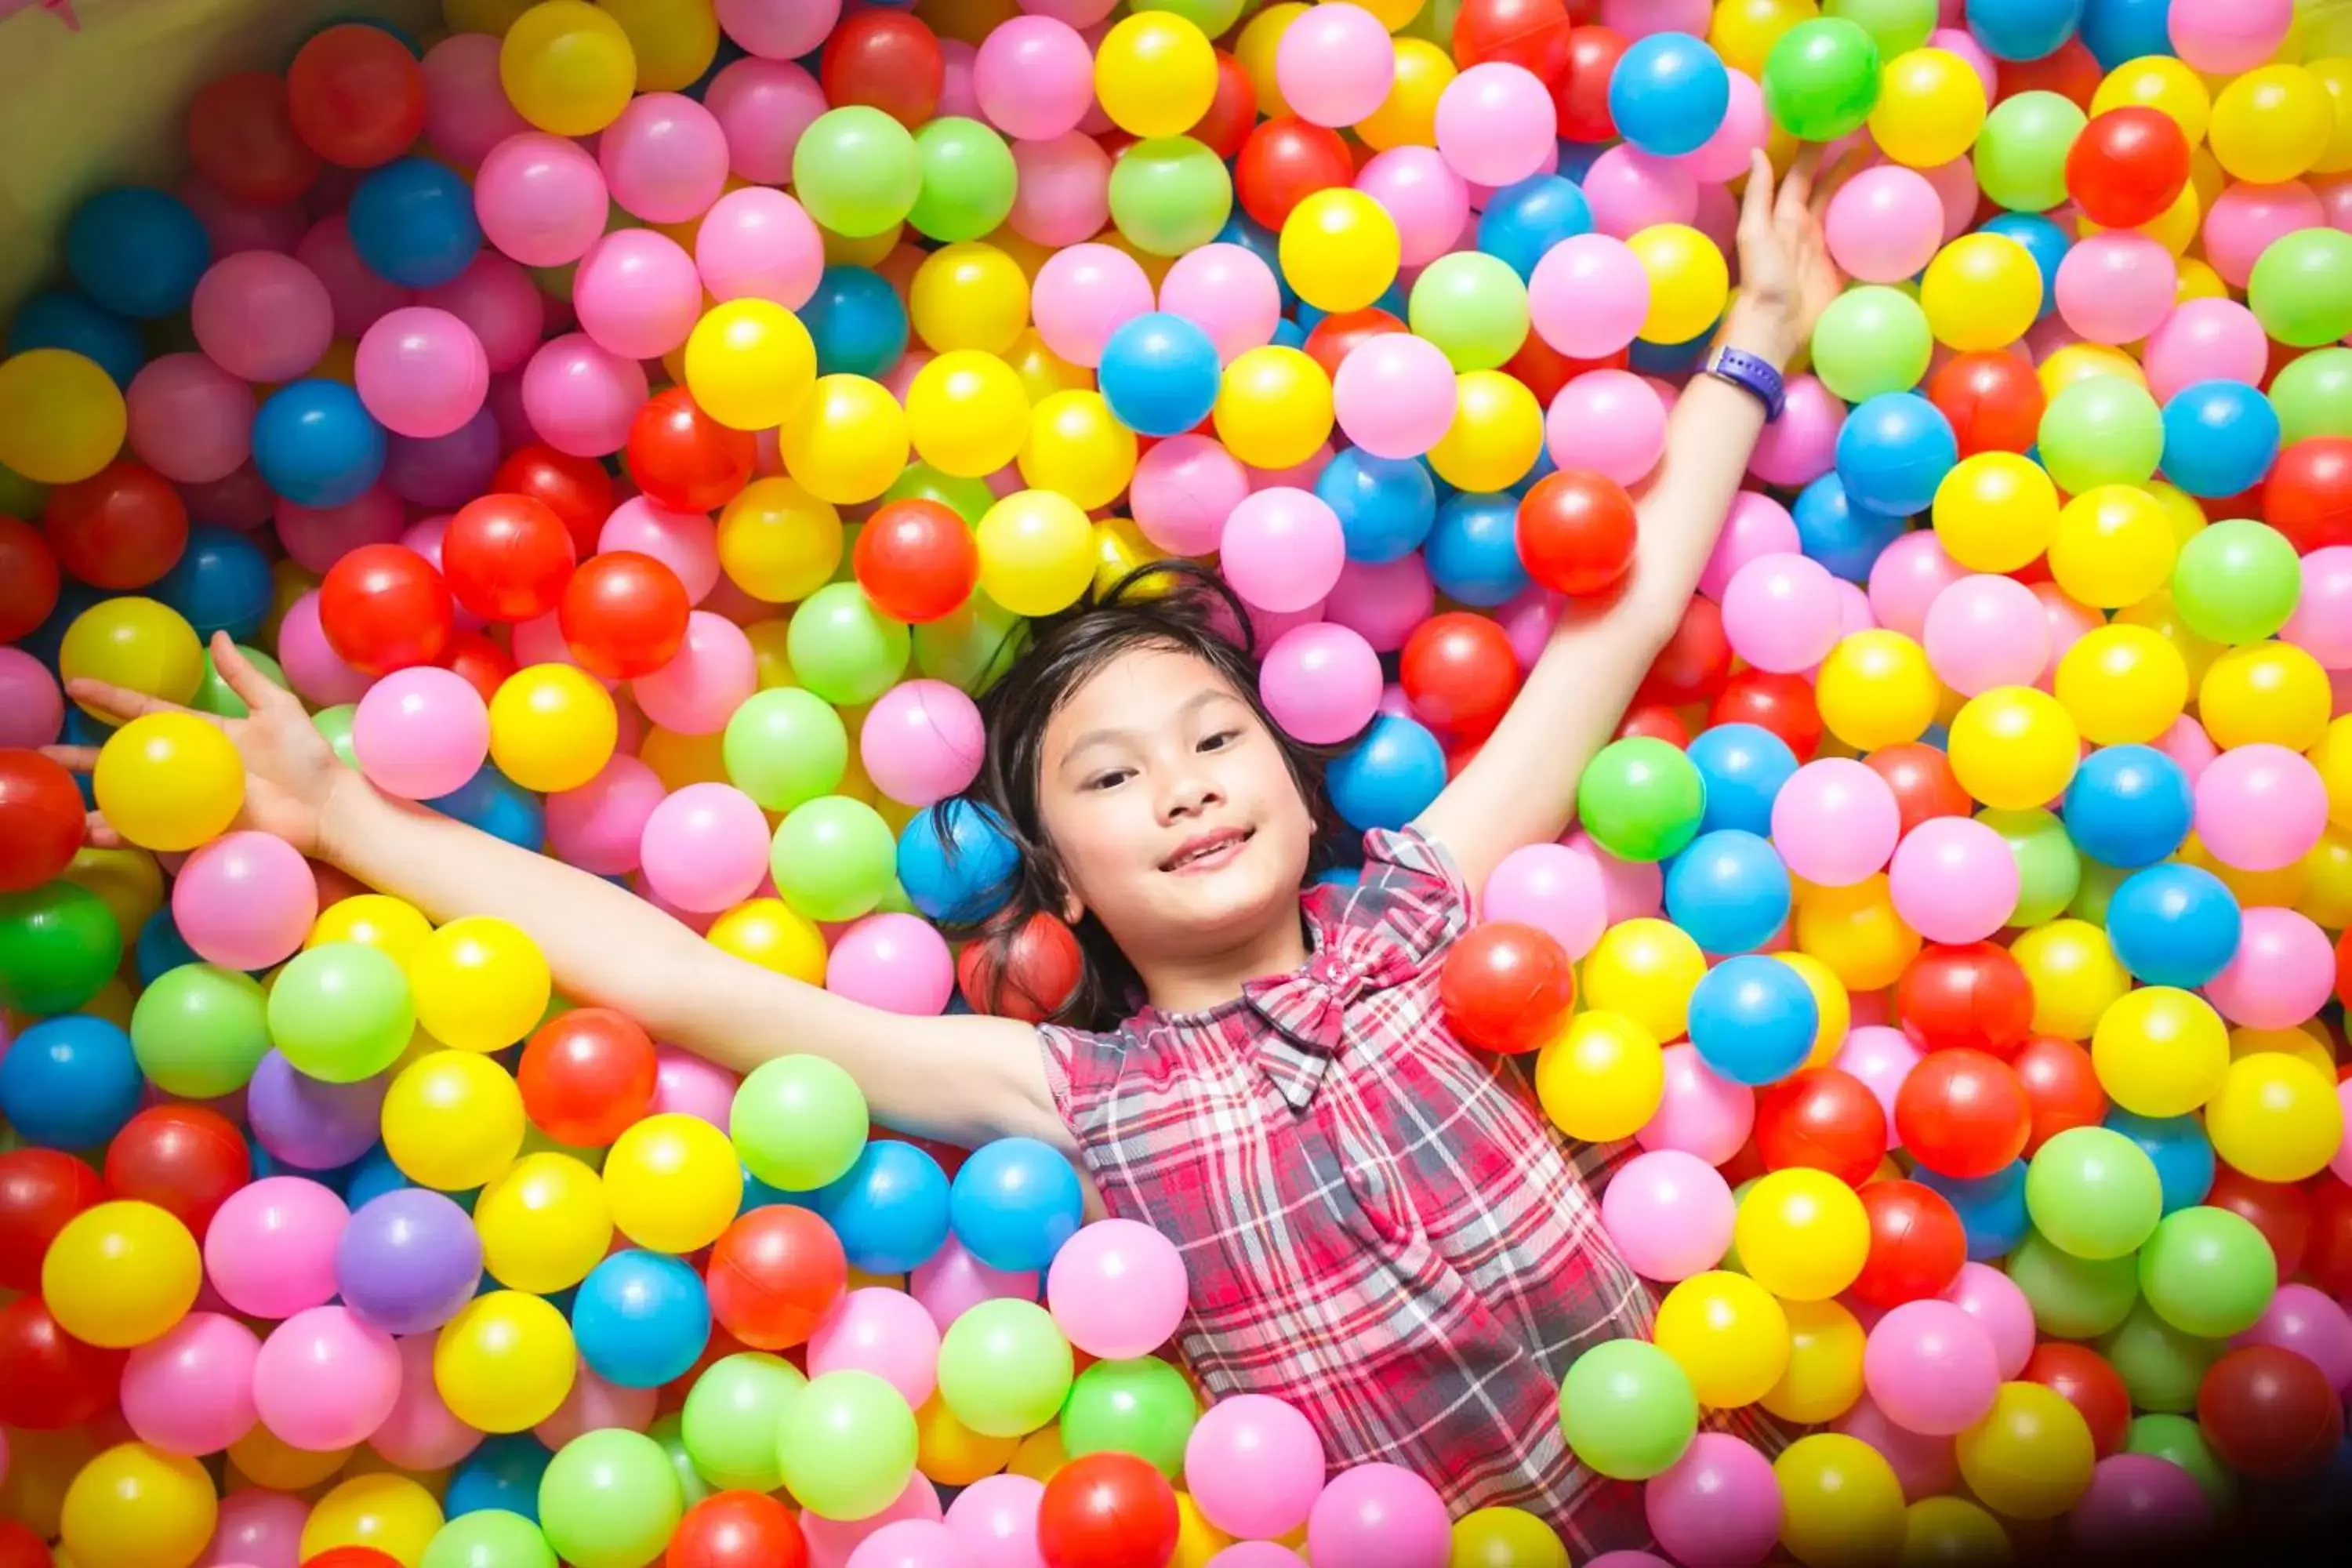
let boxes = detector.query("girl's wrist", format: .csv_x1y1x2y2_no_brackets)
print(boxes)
1720,303,1801,372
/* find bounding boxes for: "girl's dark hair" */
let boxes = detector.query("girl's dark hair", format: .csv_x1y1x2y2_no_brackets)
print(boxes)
936,561,1352,1031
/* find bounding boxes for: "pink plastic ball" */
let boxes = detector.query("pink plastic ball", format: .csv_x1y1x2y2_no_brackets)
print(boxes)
2154,713,2220,786
419,253,546,375
354,306,490,440
1128,435,1248,556
126,354,255,485
937,38,982,122
1922,573,2049,695
2066,1453,2214,1554
298,214,415,338
1866,529,1965,643
252,1305,398,1450
1259,622,1382,746
1863,1299,2001,1436
1208,1545,1306,1568
1009,132,1113,247
2194,742,2328,872
1722,553,1842,674
275,485,405,575
652,1044,740,1127
973,16,1094,141
1159,243,1282,363
1307,1463,1450,1568
369,1331,485,1470
846,1520,968,1568
2204,905,2334,1029
198,1488,309,1568
1482,841,1608,960
809,1287,943,1409
203,1176,348,1321
2055,233,2176,346
1833,1394,1958,1501
1221,488,1345,613
572,229,702,361
1826,167,1945,284
1032,243,1154,368
695,187,823,309
638,781,770,913
120,1312,262,1456
0,648,65,750
1695,492,1799,601
861,679,985,807
2169,0,2294,73
1546,368,1666,485
1324,556,1436,654
191,251,334,383
1357,146,1470,267
1886,815,2019,945
1528,234,1647,359
534,1363,657,1447
1331,332,1455,459
514,608,618,689
2203,180,2325,289
1833,1026,1920,1153
171,831,319,971
1581,144,1700,238
1602,1149,1737,1283
1047,1217,1189,1360
1566,829,1664,923
2284,545,2352,670
1679,70,1769,183
277,590,372,706
546,753,667,875
1940,1260,2036,1380
1435,62,1555,187
2231,1282,2352,1394
601,498,720,604
910,1237,1037,1334
180,178,307,259
1636,1045,1756,1164
474,131,612,268
1183,1394,1327,1542
600,92,729,224
804,1476,945,1568
522,332,650,457
1749,376,1844,488
1278,3,1394,129
1645,1433,1781,1568
2143,298,2269,403
717,0,840,59
421,34,528,169
1772,758,1901,886
703,57,827,186
942,1475,1044,1568
351,665,492,800
634,612,755,734
826,913,956,1017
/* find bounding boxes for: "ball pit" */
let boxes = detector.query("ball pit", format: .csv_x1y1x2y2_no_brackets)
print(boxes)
1,0,2351,1565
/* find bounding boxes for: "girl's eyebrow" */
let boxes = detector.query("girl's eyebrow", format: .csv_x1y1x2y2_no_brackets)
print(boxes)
1062,687,1231,760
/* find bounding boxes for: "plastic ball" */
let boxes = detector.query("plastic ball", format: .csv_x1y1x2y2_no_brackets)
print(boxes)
1773,1434,1904,1568
1736,1168,1869,1302
57,1442,218,1568
1555,1338,1700,1482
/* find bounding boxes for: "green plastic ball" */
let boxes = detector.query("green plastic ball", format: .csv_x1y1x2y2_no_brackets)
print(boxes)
681,1353,805,1493
2169,519,2303,646
1823,0,1936,55
1059,1356,1199,1479
724,688,849,812
2249,228,2352,348
648,1412,712,1512
129,963,269,1098
264,940,415,1083
730,1054,870,1192
1408,252,1531,372
1762,18,1882,141
314,704,359,769
2098,1301,2223,1416
793,107,922,238
1108,136,1233,257
913,593,1029,695
1809,285,1933,402
537,1429,685,1568
937,1298,1076,1439
2038,376,2163,496
768,796,898,924
1976,808,2078,927
775,1370,919,1520
885,463,996,526
2024,1127,2164,1261
2066,859,2126,925
421,1509,557,1568
1133,0,1247,34
0,880,122,1015
2124,1413,2236,1514
2006,1228,2140,1339
2136,1205,2278,1338
190,644,287,720
1975,91,2087,213
1556,1338,1700,1482
2270,346,2352,444
786,582,911,706
909,118,1018,244
1576,737,1706,864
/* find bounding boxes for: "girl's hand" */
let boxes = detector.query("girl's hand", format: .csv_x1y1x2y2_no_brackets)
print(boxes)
45,633,353,858
1729,144,1855,367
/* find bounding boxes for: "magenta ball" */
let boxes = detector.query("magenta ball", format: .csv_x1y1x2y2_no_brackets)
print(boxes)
252,1305,400,1450
1182,1394,1328,1542
1010,131,1113,248
601,497,720,602
1697,492,1800,601
276,485,406,575
942,1474,1044,1566
1645,1433,1781,1568
809,1287,944,1410
2231,1282,2352,1395
202,1176,349,1320
1326,555,1436,654
1720,551,1841,674
2284,546,2352,670
695,186,824,308
1750,375,1844,488
1259,622,1381,746
1530,233,1648,358
1221,487,1345,613
297,215,416,339
705,57,828,186
1862,1299,2002,1436
600,91,730,224
421,33,530,169
203,1486,311,1568
1833,1026,1920,1154
2201,905,2334,1029
1277,2,1395,129
126,354,255,485
1635,1045,1755,1165
1833,1393,1958,1501
1921,572,2049,696
1546,368,1666,486
1334,332,1457,459
2055,233,2176,346
1032,243,1154,368
1356,147,1471,267
190,251,334,383
352,663,492,800
2203,180,2325,289
2194,742,2328,872
652,1044,740,1127
533,1363,657,1450
1867,530,1965,642
634,612,755,733
1306,1463,1450,1568
419,253,546,374
1602,1149,1738,1283
522,332,650,457
972,15,1094,141
2066,1453,2215,1554
119,1312,262,1456
546,753,668,875
910,1237,1038,1334
1825,167,1944,284
1939,1261,2036,1380
1771,758,1900,887
825,913,956,1017
1581,144,1699,238
1130,434,1250,556
1159,243,1283,364
860,679,985,808
572,229,702,361
475,131,612,267
0,648,64,750
370,1331,485,1471
1887,815,2019,946
637,781,771,914
171,830,320,972
1047,1217,1189,1361
1434,62,1555,187
1483,841,1608,960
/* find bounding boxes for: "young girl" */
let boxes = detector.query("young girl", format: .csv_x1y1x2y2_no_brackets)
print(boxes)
62,148,1844,1553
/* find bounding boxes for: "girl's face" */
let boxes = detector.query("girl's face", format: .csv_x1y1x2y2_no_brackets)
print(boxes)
1036,644,1317,967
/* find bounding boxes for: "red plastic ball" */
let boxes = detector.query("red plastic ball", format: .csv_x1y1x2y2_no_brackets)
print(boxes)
0,1147,107,1293
1304,308,1408,382
2203,1167,2311,1280
1236,116,1355,229
1863,742,1976,835
303,1551,405,1568
2011,1035,2106,1157
2065,107,2190,230
1997,37,2102,110
442,628,518,706
1928,350,2045,458
0,1520,52,1568
855,499,980,624
1439,921,1574,1055
0,749,86,895
0,1294,124,1430
1038,1452,1181,1568
957,913,1085,1024
558,550,691,680
1552,27,1628,142
2197,1345,2345,1480
1400,612,1521,739
1616,703,1690,747
706,1207,849,1351
667,1490,808,1568
626,387,756,514
187,71,321,207
102,1105,249,1241
0,514,61,644
818,10,944,129
1518,469,1637,596
2308,1176,2352,1298
1192,50,1258,163
1454,0,1574,78
43,461,189,590
1755,1068,1888,1190
1708,669,1821,759
1896,942,2034,1057
493,443,616,559
2266,437,2352,555
1505,336,1627,407
285,24,426,169
1893,1047,2033,1180
442,492,578,623
1849,1178,1967,1308
2020,1341,2131,1458
1638,597,1732,707
517,1007,660,1149
318,542,456,675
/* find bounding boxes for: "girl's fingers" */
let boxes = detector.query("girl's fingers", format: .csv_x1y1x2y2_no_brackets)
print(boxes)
81,813,127,851
209,632,299,715
60,677,208,729
41,744,102,775
1738,148,1776,236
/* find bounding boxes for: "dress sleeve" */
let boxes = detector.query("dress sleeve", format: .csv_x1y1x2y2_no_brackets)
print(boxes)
1325,826,1475,971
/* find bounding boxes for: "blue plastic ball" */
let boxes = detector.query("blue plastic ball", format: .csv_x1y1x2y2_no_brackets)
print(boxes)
949,1136,1086,1273
446,1435,553,1522
1792,471,1907,581
813,1138,952,1275
1686,724,1798,837
342,1142,417,1210
154,524,274,644
252,378,387,507
2160,380,2282,499
2079,0,2173,68
1665,830,1794,956
347,157,485,289
1686,954,1818,1086
800,265,911,378
133,911,209,985
428,764,546,851
2105,864,2242,988
1836,393,1959,518
5,289,147,388
64,187,212,320
1915,1161,2031,1260
1476,176,1594,281
1609,32,1732,158
572,1250,713,1388
1328,714,1447,831
897,800,1018,924
2062,744,2191,869
1099,312,1223,437
1426,491,1532,606
1966,0,2089,63
1316,448,1436,564
2102,1109,2216,1214
0,1015,145,1149
1979,212,2070,319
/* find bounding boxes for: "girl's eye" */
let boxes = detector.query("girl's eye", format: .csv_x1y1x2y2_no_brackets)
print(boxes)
1083,768,1132,792
1198,729,1240,753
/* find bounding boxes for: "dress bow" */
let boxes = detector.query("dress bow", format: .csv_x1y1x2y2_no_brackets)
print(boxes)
1240,916,1413,1109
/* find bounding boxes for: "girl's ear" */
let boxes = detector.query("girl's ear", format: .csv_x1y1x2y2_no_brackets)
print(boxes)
1060,890,1085,927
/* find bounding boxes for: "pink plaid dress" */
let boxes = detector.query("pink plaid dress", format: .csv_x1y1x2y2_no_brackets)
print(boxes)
1037,827,1664,1553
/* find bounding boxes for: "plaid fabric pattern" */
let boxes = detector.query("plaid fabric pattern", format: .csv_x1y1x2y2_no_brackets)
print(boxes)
1039,828,1678,1555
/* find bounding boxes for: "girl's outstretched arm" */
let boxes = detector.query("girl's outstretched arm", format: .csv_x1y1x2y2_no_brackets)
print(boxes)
1416,147,1850,893
55,639,1065,1153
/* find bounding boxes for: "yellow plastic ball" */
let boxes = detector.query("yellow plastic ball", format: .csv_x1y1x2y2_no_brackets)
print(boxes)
2051,623,2188,746
1358,35,1453,151
1003,328,1091,404
719,477,844,604
499,0,637,136
299,1472,443,1568
906,350,1032,478
2174,256,2229,303
2047,485,2176,610
1449,1505,1571,1568
1870,48,1989,168
435,1290,579,1433
1762,1298,1867,1426
977,488,1097,616
227,1425,349,1492
598,0,716,92
405,916,551,1053
60,596,204,713
916,1396,1021,1487
2313,716,2352,829
2009,919,2130,1041
2209,64,2334,183
2092,985,2230,1117
2309,56,2352,175
708,896,829,985
1582,918,1707,1043
1921,234,2044,351
2038,342,2145,400
1714,0,1822,80
90,712,243,852
1815,630,1941,751
2199,641,2332,752
1898,1497,2014,1568
1735,1168,1869,1302
307,893,435,960
2231,1021,2339,1080
488,663,618,793
2204,1052,2343,1183
1947,686,2079,811
1628,223,1731,345
474,1151,612,1293
1280,189,1402,314
1653,1270,1792,1410
2092,56,2212,143
1533,1009,1665,1142
1007,1423,1068,1483
1795,873,1922,992
1932,452,2060,573
604,1111,744,1253
59,1443,217,1568
1777,950,1853,1067
1092,516,1167,599
1426,369,1543,492
1774,1433,1907,1568
824,223,900,270
2112,590,2220,688
779,375,910,506
1018,389,1138,510
1095,12,1217,138
1235,3,1308,120
1954,1382,2096,1521
641,723,731,792
0,347,126,484
383,1049,527,1190
1214,346,1334,471
41,1201,201,1349
910,243,1031,355
684,299,818,432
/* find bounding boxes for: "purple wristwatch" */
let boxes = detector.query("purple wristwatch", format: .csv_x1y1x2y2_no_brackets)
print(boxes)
1704,346,1785,422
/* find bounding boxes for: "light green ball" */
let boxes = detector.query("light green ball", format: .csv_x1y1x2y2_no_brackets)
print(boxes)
769,795,898,924
264,940,413,1083
2125,1413,2236,1514
1809,285,1933,401
2249,228,2352,348
681,1353,805,1493
648,1412,712,1512
1762,18,1882,141
2169,518,2302,646
793,107,921,238
314,703,359,769
2038,375,2163,495
1555,1339,1700,1482
938,1298,1076,1439
885,463,996,525
2099,1301,2223,1415
1978,808,2079,927
777,1370,920,1520
909,118,1018,244
1059,1356,1199,1479
724,688,848,812
1109,136,1233,257
1975,91,2087,212
2067,858,2126,924
1133,0,1247,33
191,644,286,719
2136,1205,2278,1338
731,1054,870,1192
129,963,269,1098
1576,736,1707,864
1823,0,1936,55
2024,1127,2164,1261
786,582,910,706
2007,1228,2140,1339
913,593,1029,695
2270,346,2352,443
1408,252,1530,372
421,1510,557,1568
537,1429,685,1568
